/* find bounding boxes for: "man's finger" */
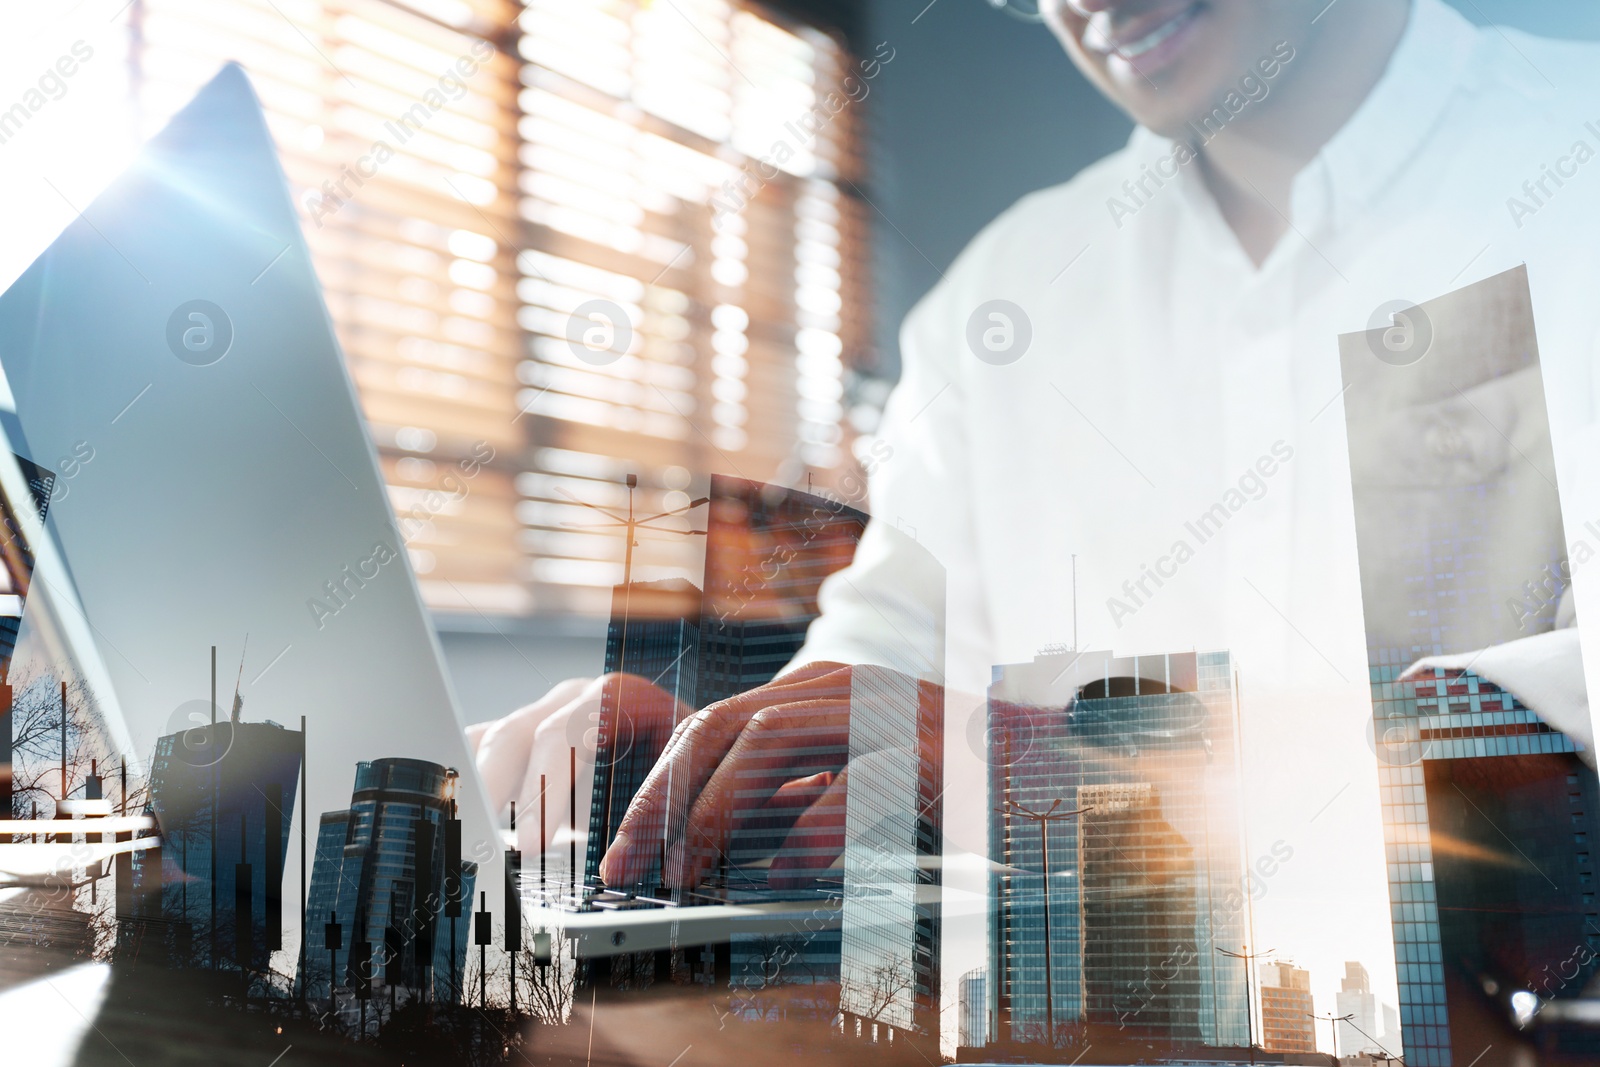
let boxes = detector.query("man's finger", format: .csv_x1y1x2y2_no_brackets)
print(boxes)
674,697,852,890
769,747,926,891
474,676,593,815
768,765,850,890
599,663,851,884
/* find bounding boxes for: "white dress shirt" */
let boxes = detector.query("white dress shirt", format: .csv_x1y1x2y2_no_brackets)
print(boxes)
793,0,1600,1013
799,0,1600,702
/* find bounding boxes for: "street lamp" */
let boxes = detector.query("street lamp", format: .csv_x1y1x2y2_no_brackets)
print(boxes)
1216,945,1273,1066
1308,1010,1356,1064
562,475,709,869
995,799,1092,1048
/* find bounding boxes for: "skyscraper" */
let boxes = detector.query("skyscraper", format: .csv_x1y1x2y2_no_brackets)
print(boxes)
695,475,868,709
584,476,871,893
1077,781,1201,1043
835,665,943,1036
960,968,988,1049
1258,961,1316,1054
1337,961,1382,1055
584,578,700,892
1342,268,1600,1065
1382,1002,1401,1052
575,477,942,1042
305,758,476,1004
136,718,302,971
987,648,1249,1052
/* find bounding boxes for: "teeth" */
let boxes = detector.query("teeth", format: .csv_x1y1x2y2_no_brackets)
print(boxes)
1115,6,1195,58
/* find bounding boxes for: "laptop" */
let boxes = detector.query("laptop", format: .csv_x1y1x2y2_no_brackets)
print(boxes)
0,64,953,983
0,64,499,955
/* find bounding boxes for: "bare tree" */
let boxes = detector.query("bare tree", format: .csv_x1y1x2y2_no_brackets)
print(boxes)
8,672,111,817
847,955,916,1025
515,920,576,1025
4,669,142,965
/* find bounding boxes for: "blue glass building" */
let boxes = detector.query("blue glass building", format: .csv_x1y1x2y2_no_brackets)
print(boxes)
137,719,302,971
1342,267,1599,1066
305,757,476,1004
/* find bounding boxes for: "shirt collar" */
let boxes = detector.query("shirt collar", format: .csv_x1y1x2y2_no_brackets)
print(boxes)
1312,0,1479,221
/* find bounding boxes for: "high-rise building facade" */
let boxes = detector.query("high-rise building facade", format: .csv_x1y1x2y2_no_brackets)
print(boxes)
1337,960,1382,1055
585,578,701,891
695,475,868,709
1077,781,1201,1043
133,719,301,970
987,648,1249,1052
576,478,943,1041
1258,961,1316,1054
835,666,943,1035
305,758,477,1004
1341,268,1600,1065
959,967,988,1049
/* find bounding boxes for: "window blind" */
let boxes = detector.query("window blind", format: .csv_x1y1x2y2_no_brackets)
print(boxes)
127,0,869,619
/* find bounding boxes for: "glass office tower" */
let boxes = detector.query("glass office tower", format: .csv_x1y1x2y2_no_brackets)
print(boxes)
836,665,943,1035
960,967,989,1049
695,474,868,709
585,578,701,892
1337,960,1383,1056
575,477,943,1043
1342,267,1600,1066
138,719,302,971
987,648,1249,1053
1076,780,1202,1043
305,757,476,1004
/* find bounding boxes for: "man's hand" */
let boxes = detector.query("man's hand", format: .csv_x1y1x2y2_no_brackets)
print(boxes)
600,663,942,892
468,673,690,856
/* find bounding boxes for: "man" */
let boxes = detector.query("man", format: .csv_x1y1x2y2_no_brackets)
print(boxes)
473,0,1598,988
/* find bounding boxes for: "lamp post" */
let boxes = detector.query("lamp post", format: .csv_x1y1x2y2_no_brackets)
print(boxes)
1309,1011,1355,1064
560,475,708,879
1216,945,1273,1065
995,799,1092,1048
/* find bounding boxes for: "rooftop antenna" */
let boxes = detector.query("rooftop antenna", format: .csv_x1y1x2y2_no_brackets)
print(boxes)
230,634,249,723
1071,553,1078,653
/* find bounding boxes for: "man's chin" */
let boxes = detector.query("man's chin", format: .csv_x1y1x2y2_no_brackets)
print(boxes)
1122,102,1209,142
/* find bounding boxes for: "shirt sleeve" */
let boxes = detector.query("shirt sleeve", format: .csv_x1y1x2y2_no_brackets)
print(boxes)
787,277,993,691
